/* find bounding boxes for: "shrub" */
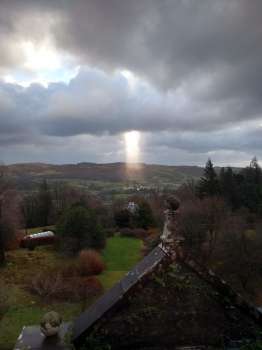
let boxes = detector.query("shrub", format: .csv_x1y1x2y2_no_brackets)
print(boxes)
240,340,262,350
119,227,148,239
119,227,133,237
29,252,105,301
78,249,105,276
5,231,24,250
114,209,131,228
57,237,79,256
30,270,65,299
80,276,103,297
105,227,116,238
132,228,148,239
30,269,103,301
146,228,159,238
56,205,106,255
59,262,80,278
80,335,111,350
133,200,155,229
65,276,103,300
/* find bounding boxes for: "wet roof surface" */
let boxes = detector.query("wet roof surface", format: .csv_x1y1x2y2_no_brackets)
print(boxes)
72,245,167,345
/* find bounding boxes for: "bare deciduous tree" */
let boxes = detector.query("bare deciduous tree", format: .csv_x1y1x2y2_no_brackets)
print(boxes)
176,197,228,263
0,164,21,264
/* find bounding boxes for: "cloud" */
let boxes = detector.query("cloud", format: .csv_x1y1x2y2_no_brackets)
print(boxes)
0,69,262,166
2,1,262,88
1,68,258,140
50,0,262,90
1,1,262,165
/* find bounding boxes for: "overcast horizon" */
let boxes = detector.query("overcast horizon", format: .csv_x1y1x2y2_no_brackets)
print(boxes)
1,1,262,167
4,160,245,168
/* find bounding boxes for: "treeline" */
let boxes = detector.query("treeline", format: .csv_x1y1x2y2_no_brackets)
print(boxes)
114,199,156,230
21,180,112,229
0,166,162,263
22,180,114,255
176,158,262,300
22,180,160,232
198,157,262,214
0,172,114,262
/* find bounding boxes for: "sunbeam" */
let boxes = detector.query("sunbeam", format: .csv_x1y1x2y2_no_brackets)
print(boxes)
124,130,141,164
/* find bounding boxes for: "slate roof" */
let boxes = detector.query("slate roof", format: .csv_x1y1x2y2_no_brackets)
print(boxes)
72,245,168,347
80,262,262,349
14,206,262,350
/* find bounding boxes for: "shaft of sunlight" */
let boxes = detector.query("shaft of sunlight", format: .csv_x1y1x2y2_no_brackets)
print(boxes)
124,131,141,164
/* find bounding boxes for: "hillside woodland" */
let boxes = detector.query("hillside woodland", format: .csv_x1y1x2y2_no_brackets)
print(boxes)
1,159,262,348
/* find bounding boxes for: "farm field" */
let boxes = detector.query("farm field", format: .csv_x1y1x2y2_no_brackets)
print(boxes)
0,236,143,350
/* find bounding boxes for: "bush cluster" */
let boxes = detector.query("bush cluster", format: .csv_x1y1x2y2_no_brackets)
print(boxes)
56,205,106,255
119,227,148,239
30,249,105,301
30,269,103,301
78,249,105,276
114,199,155,230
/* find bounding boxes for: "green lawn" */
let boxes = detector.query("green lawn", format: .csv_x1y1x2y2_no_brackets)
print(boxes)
103,236,143,271
99,236,143,289
0,235,142,349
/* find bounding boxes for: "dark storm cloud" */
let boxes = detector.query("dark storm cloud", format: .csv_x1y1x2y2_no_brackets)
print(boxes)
1,0,262,164
2,1,262,90
32,69,260,137
0,69,261,155
52,0,262,133
52,0,262,89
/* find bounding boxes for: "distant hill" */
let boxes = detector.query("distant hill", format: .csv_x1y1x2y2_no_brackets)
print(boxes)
6,162,242,188
6,162,204,185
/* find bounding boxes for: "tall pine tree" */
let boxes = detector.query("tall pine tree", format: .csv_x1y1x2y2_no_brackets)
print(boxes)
219,167,241,210
240,157,262,213
198,159,220,198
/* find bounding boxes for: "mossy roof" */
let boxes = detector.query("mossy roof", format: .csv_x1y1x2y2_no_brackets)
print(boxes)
86,262,261,349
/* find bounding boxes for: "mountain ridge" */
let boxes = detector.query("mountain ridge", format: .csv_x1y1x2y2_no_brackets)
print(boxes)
5,162,242,185
6,162,203,183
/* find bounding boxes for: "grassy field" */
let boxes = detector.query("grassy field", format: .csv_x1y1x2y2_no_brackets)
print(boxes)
99,236,143,289
0,236,142,349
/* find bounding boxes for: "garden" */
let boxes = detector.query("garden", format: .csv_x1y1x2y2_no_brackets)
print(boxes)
0,235,142,349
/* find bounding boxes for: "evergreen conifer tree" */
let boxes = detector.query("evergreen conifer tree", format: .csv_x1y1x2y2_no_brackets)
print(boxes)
198,159,220,197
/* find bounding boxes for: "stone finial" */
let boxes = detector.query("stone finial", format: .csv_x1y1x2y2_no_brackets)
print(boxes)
165,196,180,212
40,311,62,337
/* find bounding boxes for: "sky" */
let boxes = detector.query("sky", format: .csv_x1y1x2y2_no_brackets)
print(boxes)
0,0,262,166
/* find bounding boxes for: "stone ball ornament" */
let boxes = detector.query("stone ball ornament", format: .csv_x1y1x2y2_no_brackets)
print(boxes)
40,311,62,337
165,196,180,212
